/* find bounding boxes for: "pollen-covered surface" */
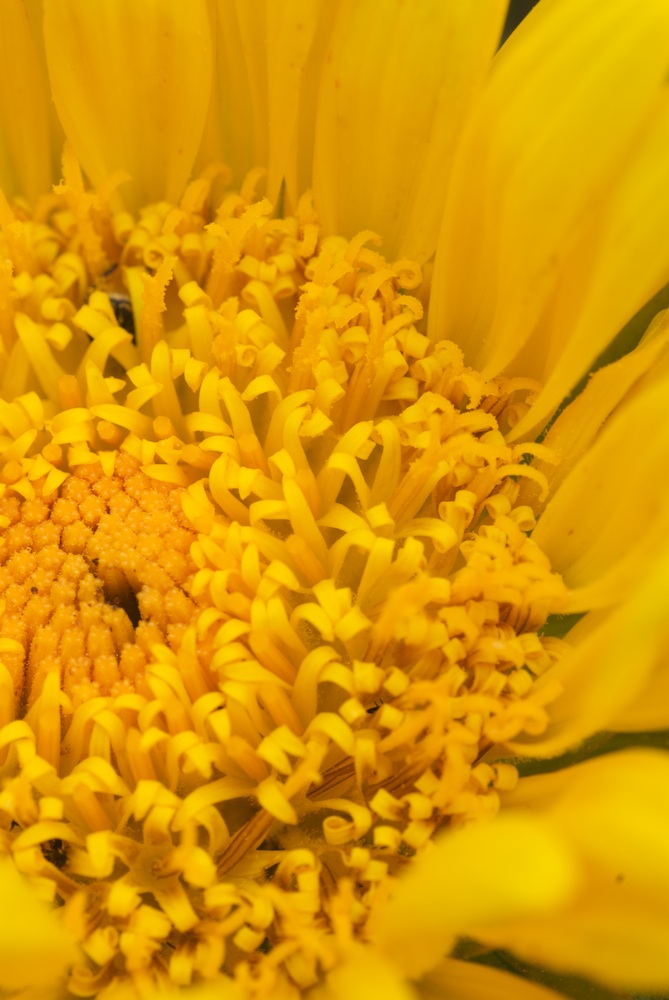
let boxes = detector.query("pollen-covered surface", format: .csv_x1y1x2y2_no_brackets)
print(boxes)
0,162,569,997
0,455,199,711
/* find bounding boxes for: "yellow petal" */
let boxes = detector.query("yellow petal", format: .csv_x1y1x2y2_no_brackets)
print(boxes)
372,812,578,979
517,309,669,512
265,0,327,207
0,859,78,991
611,636,669,732
313,0,507,262
197,1,329,207
511,93,669,439
43,0,213,209
197,0,268,194
147,975,248,1000
313,947,418,1000
568,546,669,735
531,370,669,611
507,550,669,757
420,958,569,1000
490,751,669,992
0,0,55,201
429,0,669,390
478,893,669,994
550,750,669,897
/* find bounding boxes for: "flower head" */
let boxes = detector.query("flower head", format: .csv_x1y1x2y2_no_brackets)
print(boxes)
2,2,669,999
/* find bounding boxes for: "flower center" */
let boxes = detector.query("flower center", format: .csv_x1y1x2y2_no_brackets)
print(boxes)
0,454,199,711
0,161,569,994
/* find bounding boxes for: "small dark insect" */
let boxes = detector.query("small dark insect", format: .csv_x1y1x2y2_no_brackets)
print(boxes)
101,262,119,278
30,586,38,594
41,838,69,869
366,700,383,715
108,293,135,338
102,583,141,629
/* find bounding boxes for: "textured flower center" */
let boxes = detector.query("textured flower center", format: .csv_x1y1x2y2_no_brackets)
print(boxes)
0,456,199,711
0,159,569,994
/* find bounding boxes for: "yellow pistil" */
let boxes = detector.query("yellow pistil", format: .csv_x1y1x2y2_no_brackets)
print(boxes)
0,161,570,995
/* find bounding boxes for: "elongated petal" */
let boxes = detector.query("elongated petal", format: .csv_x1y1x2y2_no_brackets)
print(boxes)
313,0,507,262
564,548,669,736
314,948,418,1000
421,958,569,1000
511,94,669,438
611,633,669,732
43,0,213,209
491,751,669,992
0,860,77,991
197,0,268,197
506,552,669,756
318,953,568,1000
373,813,578,978
146,976,247,1000
429,0,669,397
265,1,328,206
198,0,331,206
532,371,669,608
517,310,669,512
0,0,54,201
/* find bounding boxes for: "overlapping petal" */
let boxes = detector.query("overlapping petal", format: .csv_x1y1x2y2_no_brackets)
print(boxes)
420,958,570,1000
372,813,577,979
198,0,329,207
313,0,507,262
0,858,78,992
506,553,669,756
504,358,669,754
319,952,569,1000
43,0,213,209
368,751,669,994
517,308,669,511
429,0,669,435
533,369,669,609
495,750,669,991
0,0,58,203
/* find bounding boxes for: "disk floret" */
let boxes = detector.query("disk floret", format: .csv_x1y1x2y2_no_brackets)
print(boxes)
0,168,568,993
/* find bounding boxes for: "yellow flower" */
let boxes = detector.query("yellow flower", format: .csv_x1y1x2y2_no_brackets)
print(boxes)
1,1,669,998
